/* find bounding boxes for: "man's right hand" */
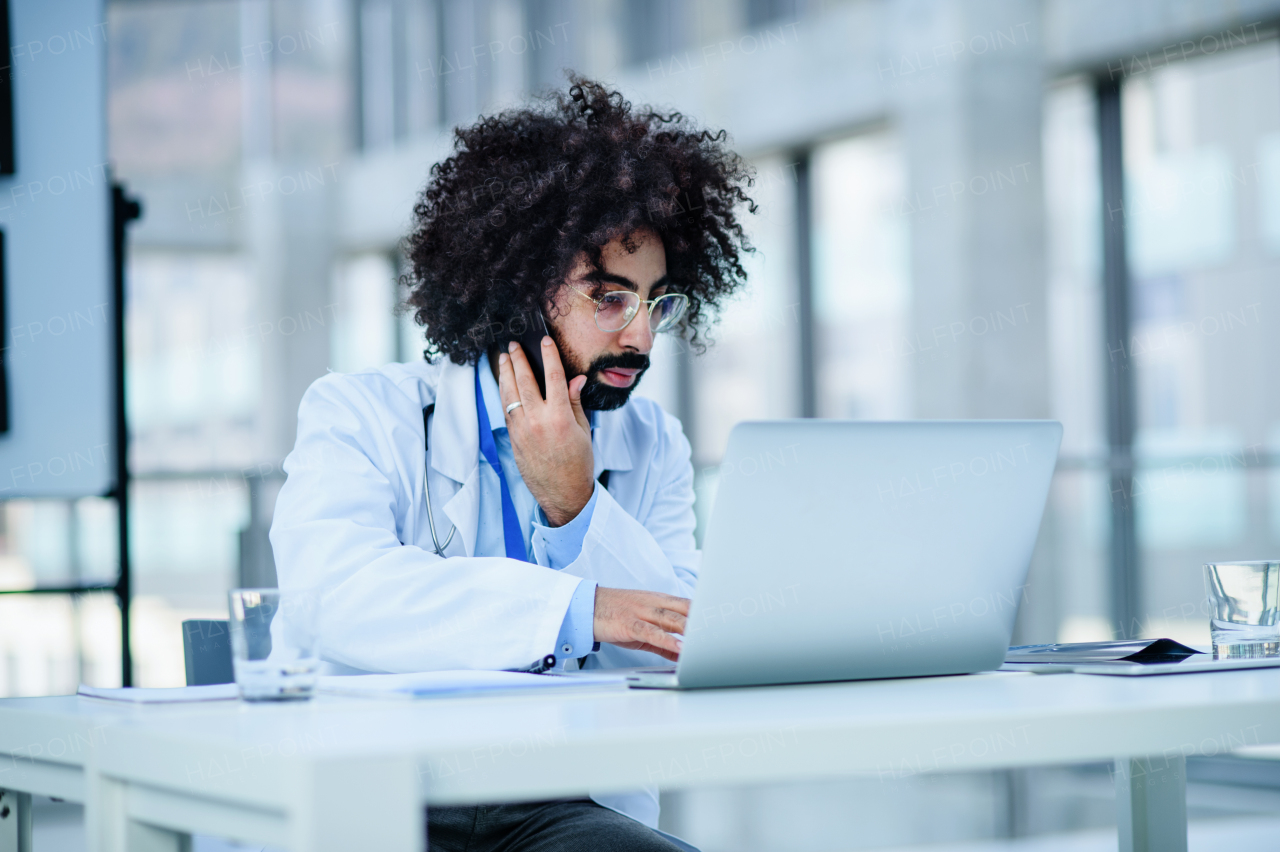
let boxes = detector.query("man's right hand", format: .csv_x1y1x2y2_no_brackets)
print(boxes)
594,587,689,662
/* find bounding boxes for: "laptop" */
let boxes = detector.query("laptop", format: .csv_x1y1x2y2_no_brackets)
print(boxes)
626,419,1063,689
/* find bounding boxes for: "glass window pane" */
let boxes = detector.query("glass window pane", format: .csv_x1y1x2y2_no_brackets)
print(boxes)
331,253,399,372
1123,42,1280,444
1021,77,1112,644
132,478,249,687
812,130,911,420
1044,78,1106,457
1120,40,1280,633
128,251,259,471
0,498,118,590
1016,469,1112,644
0,592,119,696
690,155,801,466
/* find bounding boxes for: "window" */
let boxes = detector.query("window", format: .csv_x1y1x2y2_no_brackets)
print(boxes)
128,253,260,470
331,253,401,373
686,154,802,539
812,130,911,420
1120,40,1280,641
1036,78,1111,643
691,154,802,465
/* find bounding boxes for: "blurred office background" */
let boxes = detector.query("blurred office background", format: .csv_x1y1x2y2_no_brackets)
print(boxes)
6,0,1280,849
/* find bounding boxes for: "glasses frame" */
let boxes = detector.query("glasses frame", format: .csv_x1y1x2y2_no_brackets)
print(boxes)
567,284,689,334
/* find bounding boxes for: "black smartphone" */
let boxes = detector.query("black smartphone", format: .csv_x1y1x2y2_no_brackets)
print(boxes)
491,308,550,398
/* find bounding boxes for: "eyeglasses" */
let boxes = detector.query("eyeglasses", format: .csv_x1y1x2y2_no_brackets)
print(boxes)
568,285,689,334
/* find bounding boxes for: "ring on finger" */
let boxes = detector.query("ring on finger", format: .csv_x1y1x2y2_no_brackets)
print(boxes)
505,401,523,415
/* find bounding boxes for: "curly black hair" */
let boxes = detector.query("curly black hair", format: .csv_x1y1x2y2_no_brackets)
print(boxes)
402,77,757,365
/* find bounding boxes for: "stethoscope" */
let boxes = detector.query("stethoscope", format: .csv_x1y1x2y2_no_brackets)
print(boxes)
421,399,608,558
422,403,457,556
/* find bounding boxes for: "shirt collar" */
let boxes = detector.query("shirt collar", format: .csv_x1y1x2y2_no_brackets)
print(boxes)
477,351,507,434
478,349,599,431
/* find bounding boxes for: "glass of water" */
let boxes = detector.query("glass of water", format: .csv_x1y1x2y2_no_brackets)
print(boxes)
227,588,320,701
1204,562,1280,659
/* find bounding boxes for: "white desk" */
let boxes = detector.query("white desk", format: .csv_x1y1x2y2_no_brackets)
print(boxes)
0,696,239,851
4,669,1280,852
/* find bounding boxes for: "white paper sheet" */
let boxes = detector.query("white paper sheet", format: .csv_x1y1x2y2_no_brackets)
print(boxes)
317,670,626,698
77,683,240,703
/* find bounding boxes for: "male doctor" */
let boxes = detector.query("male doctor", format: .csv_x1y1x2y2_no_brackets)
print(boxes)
270,78,755,851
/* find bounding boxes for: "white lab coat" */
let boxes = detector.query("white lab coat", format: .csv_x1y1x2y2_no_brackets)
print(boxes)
270,356,700,831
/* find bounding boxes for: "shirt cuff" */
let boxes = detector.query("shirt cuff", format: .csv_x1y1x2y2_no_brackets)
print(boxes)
532,481,600,570
553,579,598,660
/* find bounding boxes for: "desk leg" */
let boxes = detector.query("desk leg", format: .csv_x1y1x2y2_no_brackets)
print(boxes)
0,790,32,852
1114,755,1187,852
87,775,191,852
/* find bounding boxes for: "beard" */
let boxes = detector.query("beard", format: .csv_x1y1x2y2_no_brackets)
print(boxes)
547,325,650,412
579,351,651,410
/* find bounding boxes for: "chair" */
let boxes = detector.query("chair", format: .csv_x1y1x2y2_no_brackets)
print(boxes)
182,619,234,686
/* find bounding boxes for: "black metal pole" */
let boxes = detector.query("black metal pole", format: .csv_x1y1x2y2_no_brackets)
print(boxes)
794,150,816,418
111,183,142,686
1096,78,1139,640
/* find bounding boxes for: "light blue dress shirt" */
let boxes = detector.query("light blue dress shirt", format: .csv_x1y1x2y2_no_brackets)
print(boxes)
475,352,598,663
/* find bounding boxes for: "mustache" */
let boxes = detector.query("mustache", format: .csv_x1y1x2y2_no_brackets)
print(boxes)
579,351,650,412
586,352,650,376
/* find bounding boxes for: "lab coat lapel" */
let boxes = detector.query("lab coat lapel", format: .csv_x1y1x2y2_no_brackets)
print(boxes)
431,359,482,556
427,359,639,555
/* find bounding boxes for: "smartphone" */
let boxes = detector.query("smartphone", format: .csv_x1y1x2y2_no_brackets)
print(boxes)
492,308,550,398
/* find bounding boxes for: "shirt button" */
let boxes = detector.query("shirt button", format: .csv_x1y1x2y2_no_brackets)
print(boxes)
561,643,573,655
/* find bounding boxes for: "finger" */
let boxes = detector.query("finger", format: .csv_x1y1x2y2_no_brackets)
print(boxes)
540,336,570,405
631,619,683,659
634,642,680,662
506,341,544,405
650,606,687,636
614,639,680,663
651,594,691,616
568,375,590,432
495,352,523,413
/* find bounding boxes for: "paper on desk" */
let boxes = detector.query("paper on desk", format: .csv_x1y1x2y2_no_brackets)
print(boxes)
1003,638,1202,666
317,670,627,698
77,683,240,703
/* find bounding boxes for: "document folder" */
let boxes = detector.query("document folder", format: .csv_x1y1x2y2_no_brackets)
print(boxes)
1001,639,1280,675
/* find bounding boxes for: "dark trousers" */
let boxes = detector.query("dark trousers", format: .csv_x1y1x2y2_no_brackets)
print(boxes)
425,800,687,852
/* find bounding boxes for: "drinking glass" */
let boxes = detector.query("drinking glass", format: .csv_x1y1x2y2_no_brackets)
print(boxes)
227,588,320,701
1204,561,1280,659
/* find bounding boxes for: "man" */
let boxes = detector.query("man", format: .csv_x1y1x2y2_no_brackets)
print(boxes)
270,78,754,851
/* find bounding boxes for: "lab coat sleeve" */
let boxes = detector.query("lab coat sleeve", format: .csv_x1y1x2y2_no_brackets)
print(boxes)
269,372,581,673
561,409,699,599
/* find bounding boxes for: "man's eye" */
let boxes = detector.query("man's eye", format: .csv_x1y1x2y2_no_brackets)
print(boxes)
600,293,630,306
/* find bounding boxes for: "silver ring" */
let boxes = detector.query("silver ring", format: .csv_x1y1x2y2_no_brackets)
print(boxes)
505,401,523,415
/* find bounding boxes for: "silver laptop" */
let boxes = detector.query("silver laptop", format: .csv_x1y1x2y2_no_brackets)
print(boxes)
627,419,1062,689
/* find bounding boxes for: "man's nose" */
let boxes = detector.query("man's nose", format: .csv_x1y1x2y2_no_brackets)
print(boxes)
618,310,655,353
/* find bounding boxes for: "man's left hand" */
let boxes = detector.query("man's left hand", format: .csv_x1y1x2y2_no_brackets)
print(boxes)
497,337,594,526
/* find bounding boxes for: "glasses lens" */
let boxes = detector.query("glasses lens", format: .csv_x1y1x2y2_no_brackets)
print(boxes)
594,291,640,332
650,293,688,333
